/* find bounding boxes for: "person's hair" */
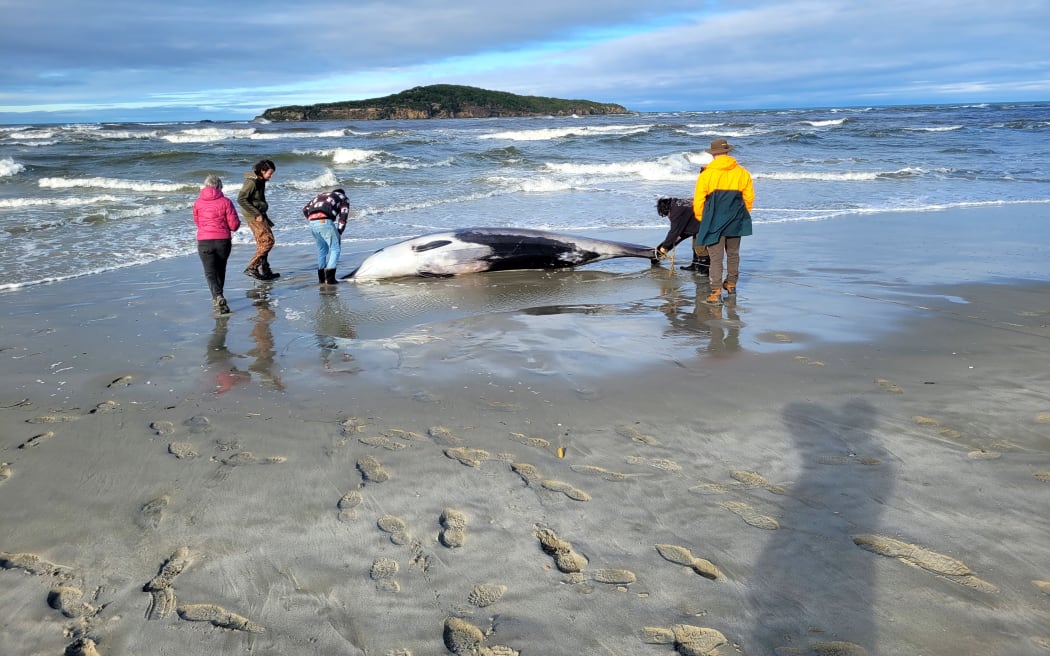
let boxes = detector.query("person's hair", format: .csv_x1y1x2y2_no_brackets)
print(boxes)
656,197,673,217
253,159,276,176
203,175,222,189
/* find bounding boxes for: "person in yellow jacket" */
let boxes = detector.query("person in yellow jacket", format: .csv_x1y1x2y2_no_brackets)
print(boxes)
693,138,754,305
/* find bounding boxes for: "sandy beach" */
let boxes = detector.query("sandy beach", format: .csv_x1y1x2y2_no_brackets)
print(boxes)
2,205,1049,656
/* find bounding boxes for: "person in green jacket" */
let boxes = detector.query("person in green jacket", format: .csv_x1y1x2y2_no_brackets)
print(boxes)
238,159,279,280
693,139,754,305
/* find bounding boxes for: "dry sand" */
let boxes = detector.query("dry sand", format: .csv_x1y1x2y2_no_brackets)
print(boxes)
2,206,1050,655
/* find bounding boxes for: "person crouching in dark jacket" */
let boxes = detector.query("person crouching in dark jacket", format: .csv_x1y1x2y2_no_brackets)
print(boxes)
655,197,710,275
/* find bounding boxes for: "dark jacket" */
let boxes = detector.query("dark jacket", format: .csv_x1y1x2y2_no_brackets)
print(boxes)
657,198,699,252
238,173,271,225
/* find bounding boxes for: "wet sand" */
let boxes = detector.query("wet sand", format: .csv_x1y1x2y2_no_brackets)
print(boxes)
2,205,1050,655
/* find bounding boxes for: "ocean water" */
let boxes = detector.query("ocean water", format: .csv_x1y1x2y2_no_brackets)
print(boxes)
1,102,1048,291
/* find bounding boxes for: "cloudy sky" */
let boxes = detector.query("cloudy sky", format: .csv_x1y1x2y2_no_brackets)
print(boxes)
1,0,1047,123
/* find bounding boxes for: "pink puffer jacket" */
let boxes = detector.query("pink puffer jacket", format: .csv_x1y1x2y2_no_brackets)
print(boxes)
193,186,241,240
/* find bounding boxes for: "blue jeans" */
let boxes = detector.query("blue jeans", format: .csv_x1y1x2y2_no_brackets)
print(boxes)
309,220,341,269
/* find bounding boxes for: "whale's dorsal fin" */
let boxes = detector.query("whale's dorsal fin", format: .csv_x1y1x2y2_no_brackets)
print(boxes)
413,239,453,253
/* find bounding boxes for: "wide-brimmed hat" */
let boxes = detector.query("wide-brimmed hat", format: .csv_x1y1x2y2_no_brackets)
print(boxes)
706,138,734,155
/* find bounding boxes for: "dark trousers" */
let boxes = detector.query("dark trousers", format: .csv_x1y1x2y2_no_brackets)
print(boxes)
197,239,232,298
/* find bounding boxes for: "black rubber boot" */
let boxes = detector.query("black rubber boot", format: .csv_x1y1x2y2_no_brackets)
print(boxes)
324,268,338,285
697,255,711,276
245,266,265,280
259,262,280,280
679,255,703,271
317,269,326,284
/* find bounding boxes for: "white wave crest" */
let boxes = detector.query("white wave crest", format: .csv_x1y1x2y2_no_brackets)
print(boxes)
903,125,963,132
284,170,342,191
480,124,651,141
802,119,848,127
332,148,382,164
0,158,26,177
758,171,881,182
161,127,258,143
545,152,696,182
39,176,196,192
0,195,120,208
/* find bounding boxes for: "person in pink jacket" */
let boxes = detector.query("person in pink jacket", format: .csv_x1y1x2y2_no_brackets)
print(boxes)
193,175,241,314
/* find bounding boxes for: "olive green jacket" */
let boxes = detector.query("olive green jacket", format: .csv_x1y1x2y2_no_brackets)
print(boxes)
237,173,270,224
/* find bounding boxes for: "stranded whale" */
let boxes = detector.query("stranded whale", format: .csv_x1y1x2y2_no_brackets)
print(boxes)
345,227,658,280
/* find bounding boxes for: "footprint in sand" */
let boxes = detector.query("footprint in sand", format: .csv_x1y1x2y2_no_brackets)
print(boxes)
358,434,407,450
795,355,825,366
569,464,632,481
337,489,363,522
540,479,591,502
719,500,779,530
586,568,637,586
18,431,54,449
107,375,134,388
1032,580,1050,595
852,534,997,592
535,527,587,573
378,515,411,545
138,495,170,529
467,583,507,608
177,603,265,633
357,455,390,483
65,638,102,656
0,462,11,482
444,447,494,468
218,452,286,466
641,624,728,656
730,470,787,495
508,432,551,450
47,585,97,618
149,421,175,436
168,442,199,460
967,449,1001,460
616,424,658,445
340,416,368,434
815,454,882,466
1036,413,1050,424
625,455,682,474
144,547,192,592
688,482,731,495
444,616,484,654
26,413,79,424
90,400,119,414
911,416,964,440
655,544,724,580
511,462,541,486
428,425,462,445
0,551,74,579
481,399,520,412
183,415,211,434
369,557,400,592
439,508,468,548
788,641,869,656
875,378,903,393
1034,472,1050,483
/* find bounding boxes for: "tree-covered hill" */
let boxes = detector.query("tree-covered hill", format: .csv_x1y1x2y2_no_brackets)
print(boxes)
258,85,630,121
